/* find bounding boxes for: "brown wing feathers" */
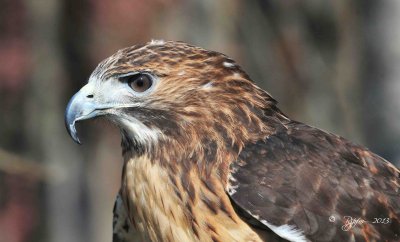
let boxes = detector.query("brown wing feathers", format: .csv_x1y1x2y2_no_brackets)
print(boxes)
228,120,400,241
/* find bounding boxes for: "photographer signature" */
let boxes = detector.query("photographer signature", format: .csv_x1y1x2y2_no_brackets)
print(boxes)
329,216,391,231
342,216,367,231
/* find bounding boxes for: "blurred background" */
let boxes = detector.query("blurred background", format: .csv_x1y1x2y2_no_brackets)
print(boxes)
0,0,399,241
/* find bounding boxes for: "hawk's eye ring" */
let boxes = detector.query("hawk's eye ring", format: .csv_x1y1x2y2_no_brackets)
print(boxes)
126,74,152,93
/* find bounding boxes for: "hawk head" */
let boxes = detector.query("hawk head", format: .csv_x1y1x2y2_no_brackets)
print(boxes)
65,40,279,173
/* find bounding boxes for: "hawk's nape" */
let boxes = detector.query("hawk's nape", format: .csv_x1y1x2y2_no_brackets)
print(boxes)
65,40,400,242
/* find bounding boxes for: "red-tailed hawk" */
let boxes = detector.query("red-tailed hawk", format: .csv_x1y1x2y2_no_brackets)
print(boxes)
65,40,400,242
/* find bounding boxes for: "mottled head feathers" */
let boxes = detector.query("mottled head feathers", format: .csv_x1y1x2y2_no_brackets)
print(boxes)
90,40,286,179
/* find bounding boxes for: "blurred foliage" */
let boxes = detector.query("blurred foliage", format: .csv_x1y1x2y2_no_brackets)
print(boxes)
0,0,399,241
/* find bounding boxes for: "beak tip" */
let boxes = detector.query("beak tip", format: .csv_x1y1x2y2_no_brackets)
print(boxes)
65,93,84,145
74,134,82,145
65,121,83,145
65,107,83,145
71,131,82,145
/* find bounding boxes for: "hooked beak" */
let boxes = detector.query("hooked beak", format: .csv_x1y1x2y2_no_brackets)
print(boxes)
64,83,102,144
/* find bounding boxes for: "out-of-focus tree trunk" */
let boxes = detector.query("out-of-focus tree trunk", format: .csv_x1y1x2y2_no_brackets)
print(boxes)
363,0,400,165
25,1,88,242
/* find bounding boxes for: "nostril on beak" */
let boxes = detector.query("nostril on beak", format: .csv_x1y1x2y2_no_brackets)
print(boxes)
86,94,94,98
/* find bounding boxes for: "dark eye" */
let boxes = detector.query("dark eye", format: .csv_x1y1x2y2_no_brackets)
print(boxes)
126,74,152,92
